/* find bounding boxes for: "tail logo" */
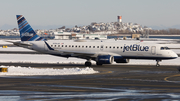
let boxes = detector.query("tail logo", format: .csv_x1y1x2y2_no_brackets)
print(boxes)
21,32,34,37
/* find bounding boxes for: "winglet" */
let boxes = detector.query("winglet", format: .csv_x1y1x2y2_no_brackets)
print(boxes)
16,15,45,41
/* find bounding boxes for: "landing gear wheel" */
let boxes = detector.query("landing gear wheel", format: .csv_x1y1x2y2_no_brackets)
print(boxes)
85,62,92,66
156,63,160,67
156,60,161,67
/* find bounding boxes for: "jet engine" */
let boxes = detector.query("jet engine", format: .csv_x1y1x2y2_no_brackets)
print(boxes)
96,55,114,65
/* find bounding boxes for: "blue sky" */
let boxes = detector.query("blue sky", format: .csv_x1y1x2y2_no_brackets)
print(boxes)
0,0,180,30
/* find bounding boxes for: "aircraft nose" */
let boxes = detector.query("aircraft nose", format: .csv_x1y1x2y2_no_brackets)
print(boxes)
172,51,178,59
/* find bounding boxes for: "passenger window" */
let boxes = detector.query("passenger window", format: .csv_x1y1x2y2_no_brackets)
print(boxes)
106,46,108,48
69,45,71,47
79,46,80,48
86,46,88,48
160,47,164,50
93,46,95,48
109,46,111,48
89,46,91,48
58,45,60,47
65,45,67,47
51,45,53,47
117,47,119,49
82,46,84,48
97,46,99,48
161,47,170,50
72,45,74,47
75,45,77,48
62,45,63,47
113,46,115,49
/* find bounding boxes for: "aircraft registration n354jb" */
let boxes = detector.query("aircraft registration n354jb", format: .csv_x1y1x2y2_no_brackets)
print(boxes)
11,15,178,66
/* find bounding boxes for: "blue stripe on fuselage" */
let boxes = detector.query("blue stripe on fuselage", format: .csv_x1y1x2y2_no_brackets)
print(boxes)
44,41,54,50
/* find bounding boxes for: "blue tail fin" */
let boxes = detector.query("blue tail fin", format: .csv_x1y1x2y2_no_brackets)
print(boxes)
16,15,45,41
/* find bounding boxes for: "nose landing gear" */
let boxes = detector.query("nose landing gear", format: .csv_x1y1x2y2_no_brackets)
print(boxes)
156,60,161,67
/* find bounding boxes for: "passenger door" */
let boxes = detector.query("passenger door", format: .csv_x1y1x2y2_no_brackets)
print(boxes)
151,46,156,55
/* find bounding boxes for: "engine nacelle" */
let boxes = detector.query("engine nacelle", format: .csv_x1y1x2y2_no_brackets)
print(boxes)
96,55,114,64
115,59,130,63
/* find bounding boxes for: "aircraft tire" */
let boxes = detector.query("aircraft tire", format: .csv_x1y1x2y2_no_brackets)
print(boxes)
85,62,92,66
156,64,160,67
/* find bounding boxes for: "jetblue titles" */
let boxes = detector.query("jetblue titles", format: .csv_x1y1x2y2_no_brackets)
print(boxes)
21,32,34,37
123,44,149,52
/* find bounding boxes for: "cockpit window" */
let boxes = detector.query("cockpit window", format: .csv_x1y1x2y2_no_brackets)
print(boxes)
160,47,170,50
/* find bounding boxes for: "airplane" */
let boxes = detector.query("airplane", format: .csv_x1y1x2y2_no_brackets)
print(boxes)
11,15,178,66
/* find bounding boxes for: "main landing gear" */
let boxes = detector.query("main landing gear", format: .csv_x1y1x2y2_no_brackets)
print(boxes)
85,59,92,66
84,60,103,66
156,60,161,67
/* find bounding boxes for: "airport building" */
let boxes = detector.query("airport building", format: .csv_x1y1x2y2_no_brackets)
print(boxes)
53,32,107,40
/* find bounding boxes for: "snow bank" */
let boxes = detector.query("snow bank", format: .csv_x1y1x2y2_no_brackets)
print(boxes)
0,47,34,52
0,54,87,64
0,40,21,45
0,66,99,76
0,54,180,65
119,58,180,66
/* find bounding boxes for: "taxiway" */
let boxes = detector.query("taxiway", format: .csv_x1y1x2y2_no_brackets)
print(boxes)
0,63,179,100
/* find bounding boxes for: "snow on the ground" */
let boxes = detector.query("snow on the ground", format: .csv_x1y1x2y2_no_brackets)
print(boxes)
0,54,87,64
0,66,98,76
171,49,180,54
0,40,19,45
121,58,180,66
0,47,34,51
0,54,179,66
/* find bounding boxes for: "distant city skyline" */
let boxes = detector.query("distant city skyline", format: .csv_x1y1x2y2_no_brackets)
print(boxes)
0,0,180,30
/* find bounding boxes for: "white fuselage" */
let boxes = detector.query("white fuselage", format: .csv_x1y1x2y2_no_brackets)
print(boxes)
22,40,178,62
